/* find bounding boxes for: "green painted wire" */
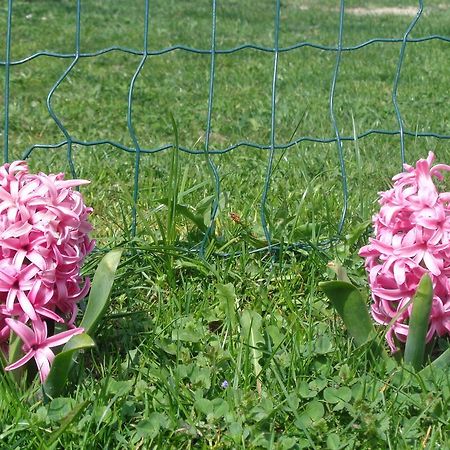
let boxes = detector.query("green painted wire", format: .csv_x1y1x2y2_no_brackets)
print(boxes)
3,36,449,66
9,7,449,161
2,0,13,163
200,0,220,257
127,0,150,237
45,0,82,179
68,0,83,179
3,1,450,254
329,0,348,236
260,0,281,249
392,0,424,167
21,128,450,161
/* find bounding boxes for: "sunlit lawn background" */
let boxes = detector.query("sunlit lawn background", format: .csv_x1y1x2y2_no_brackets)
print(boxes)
0,0,449,448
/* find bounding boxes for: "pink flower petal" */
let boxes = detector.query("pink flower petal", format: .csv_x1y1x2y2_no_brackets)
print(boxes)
1,221,33,239
4,350,35,372
45,327,84,348
17,290,37,321
5,318,35,348
32,318,47,343
423,251,442,276
34,349,52,383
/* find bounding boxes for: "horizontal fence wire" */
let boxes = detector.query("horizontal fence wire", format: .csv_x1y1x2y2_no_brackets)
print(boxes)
1,0,450,256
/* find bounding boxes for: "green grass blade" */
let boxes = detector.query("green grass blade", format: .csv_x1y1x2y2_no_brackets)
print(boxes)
320,281,376,347
80,248,123,336
167,113,180,246
404,274,433,370
43,333,95,399
157,198,207,233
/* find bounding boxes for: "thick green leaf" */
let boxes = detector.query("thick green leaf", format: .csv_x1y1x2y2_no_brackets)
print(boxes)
295,400,324,429
7,332,24,383
320,281,375,347
419,347,450,379
0,348,6,368
217,283,238,327
320,280,389,361
8,332,22,366
323,386,352,404
43,333,95,399
43,249,122,397
404,274,433,370
240,310,264,392
80,248,123,336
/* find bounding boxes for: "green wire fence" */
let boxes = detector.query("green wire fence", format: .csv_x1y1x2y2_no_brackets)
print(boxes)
1,0,449,255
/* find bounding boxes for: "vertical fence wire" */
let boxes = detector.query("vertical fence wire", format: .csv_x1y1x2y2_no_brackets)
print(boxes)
2,0,13,163
45,0,82,179
260,0,281,250
329,0,348,235
200,0,220,257
392,0,424,167
127,0,150,237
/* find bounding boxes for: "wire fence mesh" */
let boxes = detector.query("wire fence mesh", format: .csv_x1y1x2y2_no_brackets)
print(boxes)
1,0,449,255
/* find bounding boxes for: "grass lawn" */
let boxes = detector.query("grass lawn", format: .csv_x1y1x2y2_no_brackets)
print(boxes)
1,0,449,448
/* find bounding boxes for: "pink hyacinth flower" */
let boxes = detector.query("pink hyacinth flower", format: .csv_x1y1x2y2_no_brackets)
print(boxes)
4,318,83,383
359,152,450,352
0,160,94,382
